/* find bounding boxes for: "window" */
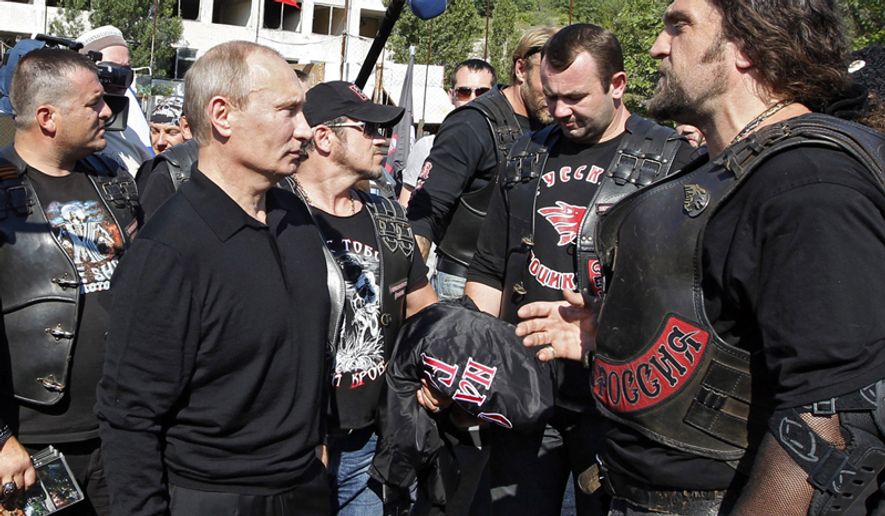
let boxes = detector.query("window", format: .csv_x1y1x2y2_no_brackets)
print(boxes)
358,10,382,38
312,4,346,36
263,0,301,31
176,0,199,20
212,0,250,26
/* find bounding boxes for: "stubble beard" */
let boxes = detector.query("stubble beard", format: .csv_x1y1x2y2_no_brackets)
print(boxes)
647,36,728,124
521,80,554,125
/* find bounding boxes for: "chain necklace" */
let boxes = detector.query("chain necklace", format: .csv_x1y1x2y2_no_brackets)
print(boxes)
293,176,356,216
728,101,790,148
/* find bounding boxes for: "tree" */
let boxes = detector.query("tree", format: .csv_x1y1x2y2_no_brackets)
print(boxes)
88,0,183,77
554,0,668,114
842,0,884,49
487,0,519,80
49,0,89,39
389,0,484,80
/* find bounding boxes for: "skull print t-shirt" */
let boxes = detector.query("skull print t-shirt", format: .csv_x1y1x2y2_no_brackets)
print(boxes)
313,203,428,430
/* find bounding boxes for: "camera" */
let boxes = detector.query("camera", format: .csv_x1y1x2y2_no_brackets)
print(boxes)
0,33,130,131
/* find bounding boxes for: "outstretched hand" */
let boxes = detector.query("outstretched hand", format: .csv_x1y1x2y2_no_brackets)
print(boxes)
515,289,597,363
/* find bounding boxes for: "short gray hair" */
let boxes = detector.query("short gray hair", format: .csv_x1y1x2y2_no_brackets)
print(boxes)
184,41,283,145
10,48,97,129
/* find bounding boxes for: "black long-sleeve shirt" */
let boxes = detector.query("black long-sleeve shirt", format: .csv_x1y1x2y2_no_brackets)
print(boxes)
406,95,531,244
96,169,331,515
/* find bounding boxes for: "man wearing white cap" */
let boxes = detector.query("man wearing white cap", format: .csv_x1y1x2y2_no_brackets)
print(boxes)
77,25,154,176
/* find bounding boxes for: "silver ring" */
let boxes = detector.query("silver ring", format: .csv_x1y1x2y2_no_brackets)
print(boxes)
2,481,16,497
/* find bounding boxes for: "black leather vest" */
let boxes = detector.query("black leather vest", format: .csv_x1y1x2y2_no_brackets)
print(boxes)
0,146,139,406
155,139,198,190
498,116,684,323
437,87,527,267
354,189,414,349
592,114,885,461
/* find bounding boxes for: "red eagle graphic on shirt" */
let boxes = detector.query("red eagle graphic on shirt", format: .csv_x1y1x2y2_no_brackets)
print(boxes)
538,201,587,246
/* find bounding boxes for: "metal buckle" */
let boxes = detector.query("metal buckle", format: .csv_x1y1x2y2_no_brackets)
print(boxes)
811,398,837,416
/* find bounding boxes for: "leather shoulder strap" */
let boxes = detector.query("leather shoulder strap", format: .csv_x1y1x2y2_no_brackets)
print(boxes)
502,124,561,186
454,87,524,166
609,115,684,187
356,189,415,260
575,116,684,300
0,145,31,220
156,140,199,190
716,113,884,190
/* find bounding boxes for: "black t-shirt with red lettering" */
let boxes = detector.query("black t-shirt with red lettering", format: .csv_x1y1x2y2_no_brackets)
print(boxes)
523,136,624,303
470,129,693,410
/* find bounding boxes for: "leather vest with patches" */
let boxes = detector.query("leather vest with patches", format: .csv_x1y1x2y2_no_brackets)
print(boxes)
499,116,684,323
0,146,139,406
438,86,527,267
353,190,415,350
592,114,885,460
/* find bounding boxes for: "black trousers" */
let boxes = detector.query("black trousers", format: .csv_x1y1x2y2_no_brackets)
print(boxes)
168,461,331,516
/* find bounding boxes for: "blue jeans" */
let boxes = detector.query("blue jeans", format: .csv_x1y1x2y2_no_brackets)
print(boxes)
327,428,382,516
432,270,466,301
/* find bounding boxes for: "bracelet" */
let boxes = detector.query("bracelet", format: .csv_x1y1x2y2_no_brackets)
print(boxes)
0,425,13,448
581,348,595,369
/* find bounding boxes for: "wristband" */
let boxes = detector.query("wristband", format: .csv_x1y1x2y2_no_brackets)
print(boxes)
0,425,13,448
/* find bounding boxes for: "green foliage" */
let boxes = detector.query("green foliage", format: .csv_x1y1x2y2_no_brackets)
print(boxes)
49,0,89,38
594,0,669,114
842,0,884,49
389,0,483,81
386,0,883,111
89,0,183,78
487,0,519,79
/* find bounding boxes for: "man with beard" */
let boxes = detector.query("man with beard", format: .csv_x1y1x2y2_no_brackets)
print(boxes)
515,0,885,514
295,81,437,514
406,26,558,301
464,24,693,515
0,48,139,515
97,42,331,515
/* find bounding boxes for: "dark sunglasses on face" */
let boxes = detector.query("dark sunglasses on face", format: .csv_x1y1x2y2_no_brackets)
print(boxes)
453,86,491,101
326,121,390,138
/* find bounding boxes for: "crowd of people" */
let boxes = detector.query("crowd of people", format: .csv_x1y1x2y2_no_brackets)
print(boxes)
0,0,883,515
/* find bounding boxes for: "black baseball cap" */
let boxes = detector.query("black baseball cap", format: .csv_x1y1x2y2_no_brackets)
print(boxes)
304,81,405,128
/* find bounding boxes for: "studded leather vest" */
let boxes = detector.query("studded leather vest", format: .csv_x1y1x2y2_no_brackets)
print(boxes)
437,86,527,268
498,116,684,323
353,189,415,351
591,114,885,460
0,146,139,406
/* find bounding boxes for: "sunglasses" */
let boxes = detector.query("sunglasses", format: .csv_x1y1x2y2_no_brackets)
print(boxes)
325,121,390,138
452,86,491,101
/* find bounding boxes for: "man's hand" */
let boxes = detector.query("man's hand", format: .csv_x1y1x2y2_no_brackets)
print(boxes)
415,235,433,261
515,289,597,363
416,379,452,414
0,436,36,499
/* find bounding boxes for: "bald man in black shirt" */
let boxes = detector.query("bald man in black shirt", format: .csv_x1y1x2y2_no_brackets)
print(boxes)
97,42,332,516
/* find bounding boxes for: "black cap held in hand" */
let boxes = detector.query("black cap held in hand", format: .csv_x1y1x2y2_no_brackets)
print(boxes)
304,81,404,128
